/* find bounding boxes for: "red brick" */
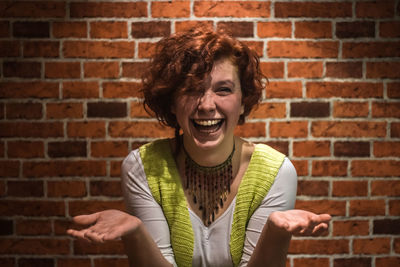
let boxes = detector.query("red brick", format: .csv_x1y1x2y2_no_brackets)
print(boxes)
334,258,372,267
312,121,386,138
68,200,124,216
57,258,91,267
326,61,363,78
6,102,42,119
336,22,375,38
293,258,329,267
3,61,41,78
266,81,302,98
18,259,54,267
375,102,400,119
0,258,14,267
388,83,400,98
353,238,391,254
16,219,51,235
334,141,370,157
90,21,128,39
8,180,43,197
45,62,80,79
343,42,400,58
94,258,129,267
291,160,308,176
23,41,59,57
194,1,270,18
248,102,286,119
260,62,284,78
268,41,338,58
392,122,400,137
234,122,266,138
263,141,288,155
333,101,369,118
13,21,49,38
0,200,65,216
374,141,400,157
332,181,368,197
48,141,87,158
46,102,83,119
151,1,190,18
295,200,346,216
23,161,106,178
103,82,142,98
367,62,400,78
7,141,44,158
0,2,65,18
291,102,329,118
130,101,152,118
90,180,122,197
257,22,291,38
295,21,332,38
396,238,400,253
0,21,9,37
288,61,323,78
109,121,175,138
307,82,383,98
53,22,87,38
293,141,330,157
67,121,106,138
312,160,348,177
350,199,386,216
371,180,400,196
110,160,123,177
84,62,119,78
87,102,127,118
297,180,329,196
122,62,149,78
275,2,352,18
47,181,87,198
217,22,253,38
380,21,400,37
0,41,20,57
73,239,124,255
289,239,349,254
0,81,59,99
175,21,214,33
131,21,171,38
63,81,99,99
70,2,147,18
138,42,156,58
0,122,63,138
0,142,4,157
242,41,264,57
0,161,19,177
374,219,400,235
376,257,400,267
63,41,135,58
333,220,369,236
356,1,395,18
91,141,129,158
0,238,69,255
352,160,400,177
270,121,308,138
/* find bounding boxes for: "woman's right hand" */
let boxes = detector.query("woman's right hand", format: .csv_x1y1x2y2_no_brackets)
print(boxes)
67,209,142,243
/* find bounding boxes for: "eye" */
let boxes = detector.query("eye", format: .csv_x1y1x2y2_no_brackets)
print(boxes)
216,87,232,95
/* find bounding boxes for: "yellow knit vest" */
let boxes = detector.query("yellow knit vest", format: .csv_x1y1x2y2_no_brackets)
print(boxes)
140,139,285,267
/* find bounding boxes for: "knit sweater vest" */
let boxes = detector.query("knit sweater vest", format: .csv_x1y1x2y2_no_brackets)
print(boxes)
140,139,285,267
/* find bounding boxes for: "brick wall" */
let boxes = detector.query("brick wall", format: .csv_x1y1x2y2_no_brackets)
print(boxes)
0,1,399,266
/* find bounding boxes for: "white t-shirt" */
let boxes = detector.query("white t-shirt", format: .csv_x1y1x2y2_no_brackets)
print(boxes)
121,148,297,267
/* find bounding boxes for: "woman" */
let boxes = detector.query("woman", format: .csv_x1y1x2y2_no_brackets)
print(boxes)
67,28,331,267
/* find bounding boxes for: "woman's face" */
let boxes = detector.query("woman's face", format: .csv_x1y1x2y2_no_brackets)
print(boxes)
172,58,244,151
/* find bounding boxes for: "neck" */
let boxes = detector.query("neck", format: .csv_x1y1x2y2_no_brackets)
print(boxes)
182,136,235,167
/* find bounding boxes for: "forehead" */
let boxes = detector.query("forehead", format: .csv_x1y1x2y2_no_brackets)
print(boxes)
210,58,239,82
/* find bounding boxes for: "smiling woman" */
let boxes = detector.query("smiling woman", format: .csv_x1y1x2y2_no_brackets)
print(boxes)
67,28,331,267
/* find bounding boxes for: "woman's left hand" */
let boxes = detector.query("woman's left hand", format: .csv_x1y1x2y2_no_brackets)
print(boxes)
267,209,331,237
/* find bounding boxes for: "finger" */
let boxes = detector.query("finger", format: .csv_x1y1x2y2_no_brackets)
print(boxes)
72,212,100,226
67,229,93,243
84,229,106,243
311,223,329,236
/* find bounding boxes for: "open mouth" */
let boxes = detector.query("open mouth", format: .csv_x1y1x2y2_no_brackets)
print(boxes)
192,119,224,133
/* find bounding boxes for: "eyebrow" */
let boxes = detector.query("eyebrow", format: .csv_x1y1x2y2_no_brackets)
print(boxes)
213,80,235,87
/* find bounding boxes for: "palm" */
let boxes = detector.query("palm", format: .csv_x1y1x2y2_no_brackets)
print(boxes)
67,209,141,243
268,209,331,236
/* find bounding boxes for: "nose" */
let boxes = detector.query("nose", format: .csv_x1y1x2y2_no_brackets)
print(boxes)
197,91,216,112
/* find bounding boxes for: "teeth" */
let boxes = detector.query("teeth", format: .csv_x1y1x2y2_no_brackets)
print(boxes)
194,119,221,126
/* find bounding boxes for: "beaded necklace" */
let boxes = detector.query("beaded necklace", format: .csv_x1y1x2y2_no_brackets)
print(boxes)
183,141,235,226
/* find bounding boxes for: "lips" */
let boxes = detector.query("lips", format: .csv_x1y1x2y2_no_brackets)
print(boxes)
192,119,224,133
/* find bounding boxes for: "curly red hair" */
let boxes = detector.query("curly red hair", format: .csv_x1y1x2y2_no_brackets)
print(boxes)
141,28,265,129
